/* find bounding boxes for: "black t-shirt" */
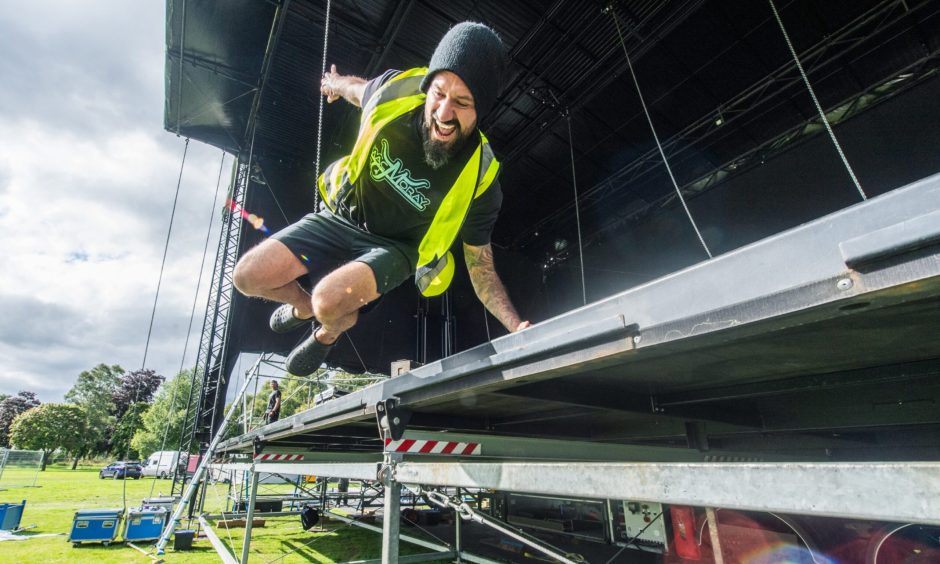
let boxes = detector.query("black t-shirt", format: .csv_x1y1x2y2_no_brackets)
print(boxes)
267,389,281,414
334,70,502,254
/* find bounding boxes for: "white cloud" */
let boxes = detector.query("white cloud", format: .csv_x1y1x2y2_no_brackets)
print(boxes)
0,1,228,401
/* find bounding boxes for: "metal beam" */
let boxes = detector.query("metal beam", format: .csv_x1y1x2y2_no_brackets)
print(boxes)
656,358,940,407
198,515,240,564
240,470,260,563
513,0,937,250
256,462,380,481
393,461,940,525
363,0,415,77
381,480,402,563
395,430,778,462
493,381,763,428
325,509,454,555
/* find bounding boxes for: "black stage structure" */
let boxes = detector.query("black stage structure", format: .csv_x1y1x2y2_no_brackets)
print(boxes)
162,0,940,527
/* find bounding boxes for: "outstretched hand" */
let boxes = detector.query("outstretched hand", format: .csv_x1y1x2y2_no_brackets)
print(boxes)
321,63,341,103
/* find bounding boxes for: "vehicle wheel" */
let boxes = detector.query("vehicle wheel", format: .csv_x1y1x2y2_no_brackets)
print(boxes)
114,473,120,480
134,476,140,480
99,474,104,479
160,471,167,479
73,542,80,548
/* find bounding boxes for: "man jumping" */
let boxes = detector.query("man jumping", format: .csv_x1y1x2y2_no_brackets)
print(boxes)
234,22,528,376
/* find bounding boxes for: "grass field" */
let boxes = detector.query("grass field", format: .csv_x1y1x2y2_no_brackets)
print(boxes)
0,463,449,563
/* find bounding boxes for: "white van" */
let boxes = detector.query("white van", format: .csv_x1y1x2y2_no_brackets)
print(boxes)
142,451,184,479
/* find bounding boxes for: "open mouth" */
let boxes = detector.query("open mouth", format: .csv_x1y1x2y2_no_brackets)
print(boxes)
431,117,458,141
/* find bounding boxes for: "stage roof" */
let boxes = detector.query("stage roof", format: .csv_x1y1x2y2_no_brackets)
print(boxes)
164,0,940,374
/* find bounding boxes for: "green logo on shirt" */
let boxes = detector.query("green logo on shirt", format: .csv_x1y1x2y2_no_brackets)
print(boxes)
369,138,431,211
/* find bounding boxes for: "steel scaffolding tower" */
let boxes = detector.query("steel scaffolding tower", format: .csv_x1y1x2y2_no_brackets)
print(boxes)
167,1,287,509
171,158,248,502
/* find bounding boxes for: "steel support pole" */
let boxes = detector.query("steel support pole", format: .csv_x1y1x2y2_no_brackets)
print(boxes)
393,461,940,525
455,505,462,563
605,500,616,544
198,515,239,564
156,356,261,555
706,507,725,564
240,469,260,564
326,508,454,553
382,480,402,563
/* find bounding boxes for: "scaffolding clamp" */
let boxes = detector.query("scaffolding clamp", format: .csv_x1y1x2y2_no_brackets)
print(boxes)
378,451,403,484
375,397,411,441
252,436,266,457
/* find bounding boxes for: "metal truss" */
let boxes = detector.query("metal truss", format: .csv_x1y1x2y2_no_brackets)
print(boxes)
515,0,936,250
584,56,939,249
171,158,249,501
169,1,288,505
491,0,704,152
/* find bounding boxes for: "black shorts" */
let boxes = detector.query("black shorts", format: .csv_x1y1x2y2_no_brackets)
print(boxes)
272,210,413,294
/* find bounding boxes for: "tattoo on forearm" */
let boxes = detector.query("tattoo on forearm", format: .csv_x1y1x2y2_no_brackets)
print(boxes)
464,244,521,331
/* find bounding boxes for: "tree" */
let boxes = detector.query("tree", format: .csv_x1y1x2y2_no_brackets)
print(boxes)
111,402,149,460
9,403,86,470
131,369,193,457
0,391,41,447
112,369,164,419
66,364,122,462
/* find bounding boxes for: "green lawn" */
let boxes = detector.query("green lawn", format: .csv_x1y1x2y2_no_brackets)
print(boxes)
0,464,450,563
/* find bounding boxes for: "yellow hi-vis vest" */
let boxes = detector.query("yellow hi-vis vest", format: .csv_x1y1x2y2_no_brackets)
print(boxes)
317,67,500,297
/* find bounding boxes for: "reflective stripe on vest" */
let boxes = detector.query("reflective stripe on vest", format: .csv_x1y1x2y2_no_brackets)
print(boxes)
317,68,500,296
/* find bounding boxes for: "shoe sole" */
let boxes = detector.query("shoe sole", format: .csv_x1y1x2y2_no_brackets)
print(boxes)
286,332,334,376
270,304,314,334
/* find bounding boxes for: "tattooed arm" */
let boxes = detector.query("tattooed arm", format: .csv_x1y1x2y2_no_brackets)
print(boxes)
464,243,530,332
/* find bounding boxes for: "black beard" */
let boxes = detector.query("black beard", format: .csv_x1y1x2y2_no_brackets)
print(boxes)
420,114,468,170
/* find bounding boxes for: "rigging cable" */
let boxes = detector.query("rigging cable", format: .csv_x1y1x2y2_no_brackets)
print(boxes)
175,0,186,133
609,9,713,259
565,109,588,305
149,150,227,500
345,332,369,373
313,0,333,212
768,0,867,201
142,138,190,370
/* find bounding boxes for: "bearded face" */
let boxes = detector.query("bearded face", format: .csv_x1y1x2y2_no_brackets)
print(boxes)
421,71,478,170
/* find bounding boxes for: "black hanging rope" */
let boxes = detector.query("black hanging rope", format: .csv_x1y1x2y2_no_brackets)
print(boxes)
609,8,713,259
148,150,227,499
142,138,190,369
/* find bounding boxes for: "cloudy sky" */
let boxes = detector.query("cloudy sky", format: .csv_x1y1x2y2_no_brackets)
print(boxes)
0,2,229,401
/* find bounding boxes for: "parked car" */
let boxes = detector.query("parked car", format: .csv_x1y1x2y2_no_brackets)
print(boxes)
99,461,142,480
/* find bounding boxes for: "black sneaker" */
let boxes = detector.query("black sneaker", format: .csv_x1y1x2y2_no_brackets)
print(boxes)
269,304,314,334
286,329,335,376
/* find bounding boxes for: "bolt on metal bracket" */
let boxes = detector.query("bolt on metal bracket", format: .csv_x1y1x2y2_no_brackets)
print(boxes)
375,397,411,441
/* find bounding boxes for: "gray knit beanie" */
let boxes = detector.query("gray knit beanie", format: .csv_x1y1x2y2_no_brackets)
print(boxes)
420,22,507,119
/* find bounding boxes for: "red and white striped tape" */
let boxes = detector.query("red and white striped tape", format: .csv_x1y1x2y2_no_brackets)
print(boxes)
384,438,481,456
253,453,305,461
